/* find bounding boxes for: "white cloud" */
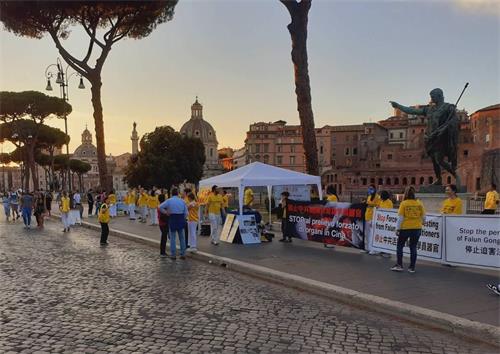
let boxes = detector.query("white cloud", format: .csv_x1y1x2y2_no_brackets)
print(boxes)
453,0,500,16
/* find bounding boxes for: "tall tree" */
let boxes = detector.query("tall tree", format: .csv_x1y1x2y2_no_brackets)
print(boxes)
125,126,205,189
280,0,319,175
0,91,71,190
69,159,92,191
0,1,179,189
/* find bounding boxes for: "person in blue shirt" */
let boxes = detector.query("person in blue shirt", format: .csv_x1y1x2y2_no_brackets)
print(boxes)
2,193,11,221
9,190,20,220
159,188,188,260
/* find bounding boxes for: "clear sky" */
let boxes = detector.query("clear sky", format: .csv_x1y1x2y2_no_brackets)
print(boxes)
0,0,498,155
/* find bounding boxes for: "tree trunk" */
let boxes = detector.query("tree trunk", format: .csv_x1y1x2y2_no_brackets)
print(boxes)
281,0,319,176
89,77,110,190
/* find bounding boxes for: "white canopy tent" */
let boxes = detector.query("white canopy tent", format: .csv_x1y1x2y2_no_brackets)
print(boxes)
199,162,323,217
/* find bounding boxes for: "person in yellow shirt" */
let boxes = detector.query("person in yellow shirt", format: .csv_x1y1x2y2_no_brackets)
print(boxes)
106,190,117,218
441,184,463,215
379,191,394,209
391,186,426,273
59,191,71,233
364,184,381,254
187,193,199,252
137,188,149,223
244,187,254,209
148,190,159,225
326,185,339,203
482,183,499,214
127,189,137,220
98,203,110,245
206,185,224,245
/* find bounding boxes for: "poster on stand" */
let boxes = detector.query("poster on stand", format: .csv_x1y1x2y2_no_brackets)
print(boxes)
220,214,235,243
286,200,365,248
237,215,261,244
444,215,500,269
370,208,443,261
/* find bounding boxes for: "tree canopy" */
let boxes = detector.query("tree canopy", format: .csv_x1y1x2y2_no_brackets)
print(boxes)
125,126,205,189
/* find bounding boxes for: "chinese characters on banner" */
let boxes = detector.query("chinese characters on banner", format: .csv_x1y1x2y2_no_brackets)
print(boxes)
444,215,500,269
286,200,365,248
370,209,443,260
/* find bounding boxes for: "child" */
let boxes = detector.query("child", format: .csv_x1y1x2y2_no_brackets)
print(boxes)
2,193,10,221
98,203,110,245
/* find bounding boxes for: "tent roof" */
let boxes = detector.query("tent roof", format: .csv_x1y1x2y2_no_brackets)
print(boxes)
199,162,321,188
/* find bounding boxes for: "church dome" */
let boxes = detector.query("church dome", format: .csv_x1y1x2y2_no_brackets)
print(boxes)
180,97,218,144
73,126,98,158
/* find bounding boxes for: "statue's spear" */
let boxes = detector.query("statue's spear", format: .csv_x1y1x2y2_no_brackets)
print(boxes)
454,82,469,108
431,83,469,137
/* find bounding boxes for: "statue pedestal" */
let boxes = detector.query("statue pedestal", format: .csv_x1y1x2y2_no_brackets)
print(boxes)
415,193,472,213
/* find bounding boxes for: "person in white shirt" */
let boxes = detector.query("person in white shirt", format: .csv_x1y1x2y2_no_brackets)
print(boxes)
73,191,83,219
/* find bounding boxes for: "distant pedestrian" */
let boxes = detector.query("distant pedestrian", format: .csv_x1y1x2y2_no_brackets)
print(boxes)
138,188,149,223
482,183,499,214
9,190,20,221
33,191,46,228
98,203,110,245
326,185,339,203
59,191,71,232
2,193,10,221
206,185,224,245
159,188,188,260
20,191,34,229
148,190,159,226
278,191,292,243
157,194,169,257
391,186,426,273
87,189,94,216
364,184,381,255
45,191,53,217
74,190,83,219
127,189,137,220
187,192,199,252
440,184,463,215
107,190,117,218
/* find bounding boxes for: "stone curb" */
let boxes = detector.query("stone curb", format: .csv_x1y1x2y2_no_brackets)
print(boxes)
56,217,500,347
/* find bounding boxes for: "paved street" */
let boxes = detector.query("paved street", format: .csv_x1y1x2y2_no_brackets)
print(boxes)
0,218,496,354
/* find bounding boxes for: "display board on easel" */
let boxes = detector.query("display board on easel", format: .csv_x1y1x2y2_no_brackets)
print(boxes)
220,214,260,244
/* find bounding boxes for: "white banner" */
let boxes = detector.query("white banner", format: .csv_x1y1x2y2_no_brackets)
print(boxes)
272,185,310,206
371,208,443,262
444,215,500,269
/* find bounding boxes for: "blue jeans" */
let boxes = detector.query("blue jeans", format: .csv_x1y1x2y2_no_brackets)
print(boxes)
170,228,186,257
397,229,421,269
22,207,32,226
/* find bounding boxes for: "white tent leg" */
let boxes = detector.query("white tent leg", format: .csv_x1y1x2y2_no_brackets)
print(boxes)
267,185,272,226
238,185,244,215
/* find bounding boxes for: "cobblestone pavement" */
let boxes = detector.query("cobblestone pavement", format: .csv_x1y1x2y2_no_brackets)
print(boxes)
0,219,496,354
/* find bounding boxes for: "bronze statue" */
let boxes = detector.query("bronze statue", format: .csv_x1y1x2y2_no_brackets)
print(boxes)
390,86,467,186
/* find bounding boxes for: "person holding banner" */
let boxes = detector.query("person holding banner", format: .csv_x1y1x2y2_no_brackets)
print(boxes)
440,184,463,215
482,183,499,214
326,185,339,202
278,191,292,243
364,184,381,255
391,186,426,273
379,191,393,209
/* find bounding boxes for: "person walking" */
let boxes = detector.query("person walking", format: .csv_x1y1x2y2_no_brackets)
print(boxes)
326,185,339,202
440,184,463,215
364,184,381,255
159,188,188,260
45,191,53,217
107,190,117,218
482,183,499,214
206,185,224,245
33,191,46,228
187,192,199,252
74,190,83,219
9,190,20,221
128,189,137,220
60,191,71,232
157,194,169,257
148,190,159,225
2,193,11,221
20,191,34,229
138,188,149,223
98,203,110,245
391,186,426,273
87,189,94,216
278,191,292,242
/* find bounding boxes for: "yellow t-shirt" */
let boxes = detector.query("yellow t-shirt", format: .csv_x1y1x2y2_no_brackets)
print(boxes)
365,194,381,221
440,197,463,215
327,194,338,202
187,201,199,222
398,199,425,230
244,189,254,206
138,193,148,207
60,197,70,213
379,199,393,209
98,205,110,223
207,193,224,214
147,195,159,209
485,190,499,210
122,194,129,205
107,194,116,204
222,195,229,208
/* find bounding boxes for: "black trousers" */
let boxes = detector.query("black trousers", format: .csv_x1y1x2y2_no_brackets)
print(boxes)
482,209,495,215
281,218,291,240
160,225,169,255
100,223,109,243
88,202,94,216
396,229,421,269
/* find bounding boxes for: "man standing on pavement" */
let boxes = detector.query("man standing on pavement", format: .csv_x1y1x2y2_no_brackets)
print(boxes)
482,183,499,214
159,188,188,260
87,189,94,217
60,191,71,233
74,190,83,219
9,189,20,221
20,191,34,229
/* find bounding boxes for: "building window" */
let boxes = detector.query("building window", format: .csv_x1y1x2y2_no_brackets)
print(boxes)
476,177,481,191
263,155,269,164
447,176,452,184
428,176,433,184
320,146,324,154
264,144,269,153
345,148,350,156
255,154,261,161
290,156,295,165
277,146,282,153
290,145,295,153
394,177,399,185
411,177,416,185
332,160,336,167
419,177,425,185
362,178,367,186
277,156,283,165
486,134,490,143
195,130,200,136
390,132,394,139
386,178,391,185
370,178,375,184
353,148,358,155
463,150,468,157
255,144,260,153
334,174,338,182
399,132,403,138
378,178,383,186
387,154,393,160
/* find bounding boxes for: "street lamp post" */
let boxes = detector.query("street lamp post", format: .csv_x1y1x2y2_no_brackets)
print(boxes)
45,58,85,192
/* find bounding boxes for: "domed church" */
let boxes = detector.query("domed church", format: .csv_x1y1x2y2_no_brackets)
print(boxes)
180,98,223,177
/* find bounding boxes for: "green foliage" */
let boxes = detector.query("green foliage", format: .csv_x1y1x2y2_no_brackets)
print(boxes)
54,155,70,171
0,91,72,123
69,159,92,174
125,126,205,188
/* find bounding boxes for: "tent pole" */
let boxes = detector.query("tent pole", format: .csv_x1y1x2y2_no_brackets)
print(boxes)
267,185,272,226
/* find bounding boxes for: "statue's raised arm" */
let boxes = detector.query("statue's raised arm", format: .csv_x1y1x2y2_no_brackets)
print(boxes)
389,101,426,116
